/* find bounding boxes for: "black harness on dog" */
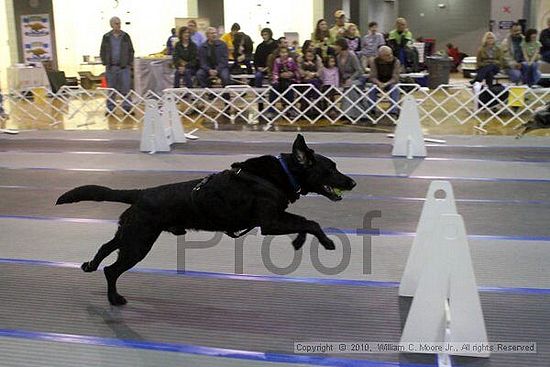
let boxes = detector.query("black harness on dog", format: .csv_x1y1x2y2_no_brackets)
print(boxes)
190,166,294,238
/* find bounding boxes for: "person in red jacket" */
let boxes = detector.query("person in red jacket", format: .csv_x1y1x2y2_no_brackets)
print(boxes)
446,43,461,72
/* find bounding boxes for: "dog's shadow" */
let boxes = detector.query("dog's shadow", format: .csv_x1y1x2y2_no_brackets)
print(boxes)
86,305,144,341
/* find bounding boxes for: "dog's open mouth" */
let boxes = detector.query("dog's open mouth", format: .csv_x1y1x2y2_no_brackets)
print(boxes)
322,185,345,201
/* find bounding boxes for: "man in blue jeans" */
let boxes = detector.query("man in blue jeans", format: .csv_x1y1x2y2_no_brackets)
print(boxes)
100,16,135,115
368,46,401,117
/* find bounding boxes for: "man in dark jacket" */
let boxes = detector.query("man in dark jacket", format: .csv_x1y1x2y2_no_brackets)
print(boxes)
253,28,278,87
232,31,254,74
540,18,550,63
100,16,135,113
197,27,230,87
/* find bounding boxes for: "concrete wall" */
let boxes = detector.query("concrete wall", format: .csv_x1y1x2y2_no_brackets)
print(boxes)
532,0,550,29
490,0,525,41
367,0,398,34
224,0,316,46
198,0,224,28
398,0,491,55
323,0,343,24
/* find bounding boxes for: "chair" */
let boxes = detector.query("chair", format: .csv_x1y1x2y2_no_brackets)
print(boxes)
78,71,103,89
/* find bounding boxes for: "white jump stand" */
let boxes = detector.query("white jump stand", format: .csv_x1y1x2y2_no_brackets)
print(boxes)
399,181,489,360
140,99,170,153
392,96,427,159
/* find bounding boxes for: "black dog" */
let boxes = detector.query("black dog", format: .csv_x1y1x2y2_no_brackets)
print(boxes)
56,135,356,305
516,103,550,138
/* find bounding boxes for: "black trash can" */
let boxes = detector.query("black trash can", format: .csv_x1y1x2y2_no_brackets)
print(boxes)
426,56,452,89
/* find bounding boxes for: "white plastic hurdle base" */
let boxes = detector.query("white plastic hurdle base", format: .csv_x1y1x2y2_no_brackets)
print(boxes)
399,181,457,296
400,214,489,358
399,181,489,359
0,128,19,135
140,99,170,153
392,95,427,159
162,93,187,145
140,97,199,153
392,96,428,159
387,134,446,144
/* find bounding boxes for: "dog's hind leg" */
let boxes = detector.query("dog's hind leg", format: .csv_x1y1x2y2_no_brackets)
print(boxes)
82,228,122,272
103,229,161,306
292,232,307,250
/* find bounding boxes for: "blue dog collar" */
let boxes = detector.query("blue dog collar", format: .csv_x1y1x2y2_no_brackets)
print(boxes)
277,155,301,195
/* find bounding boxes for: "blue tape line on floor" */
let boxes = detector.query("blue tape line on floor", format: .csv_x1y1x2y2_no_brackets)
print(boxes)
3,148,550,164
0,328,436,367
2,214,550,242
1,257,549,295
2,165,550,183
5,185,550,206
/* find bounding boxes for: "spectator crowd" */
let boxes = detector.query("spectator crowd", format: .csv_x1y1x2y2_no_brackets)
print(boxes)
97,11,550,119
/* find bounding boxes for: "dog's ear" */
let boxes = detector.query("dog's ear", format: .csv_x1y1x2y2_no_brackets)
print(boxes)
292,134,315,166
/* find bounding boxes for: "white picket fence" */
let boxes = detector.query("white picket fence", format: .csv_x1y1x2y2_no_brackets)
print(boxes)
2,83,549,132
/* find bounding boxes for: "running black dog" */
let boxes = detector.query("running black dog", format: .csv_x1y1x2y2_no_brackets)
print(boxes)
56,135,356,305
516,103,550,138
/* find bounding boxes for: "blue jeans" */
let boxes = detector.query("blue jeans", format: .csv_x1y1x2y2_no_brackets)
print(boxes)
506,67,522,84
105,66,131,111
254,70,267,88
474,64,500,86
268,81,296,114
174,68,196,88
369,84,400,114
341,79,367,119
196,67,230,87
521,62,541,86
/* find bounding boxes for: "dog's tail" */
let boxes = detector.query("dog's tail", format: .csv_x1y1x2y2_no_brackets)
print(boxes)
56,185,140,205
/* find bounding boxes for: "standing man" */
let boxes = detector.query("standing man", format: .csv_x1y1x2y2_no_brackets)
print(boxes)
188,19,206,47
100,16,134,114
539,18,550,63
197,27,230,87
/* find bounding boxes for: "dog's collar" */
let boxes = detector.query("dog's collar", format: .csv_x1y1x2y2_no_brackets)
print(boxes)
277,155,301,196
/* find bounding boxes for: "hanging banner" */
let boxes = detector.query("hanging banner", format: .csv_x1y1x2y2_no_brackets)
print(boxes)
21,14,53,63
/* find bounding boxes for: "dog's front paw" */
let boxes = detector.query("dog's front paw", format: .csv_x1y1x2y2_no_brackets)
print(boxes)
320,238,336,250
292,233,306,250
108,293,127,306
81,261,97,272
